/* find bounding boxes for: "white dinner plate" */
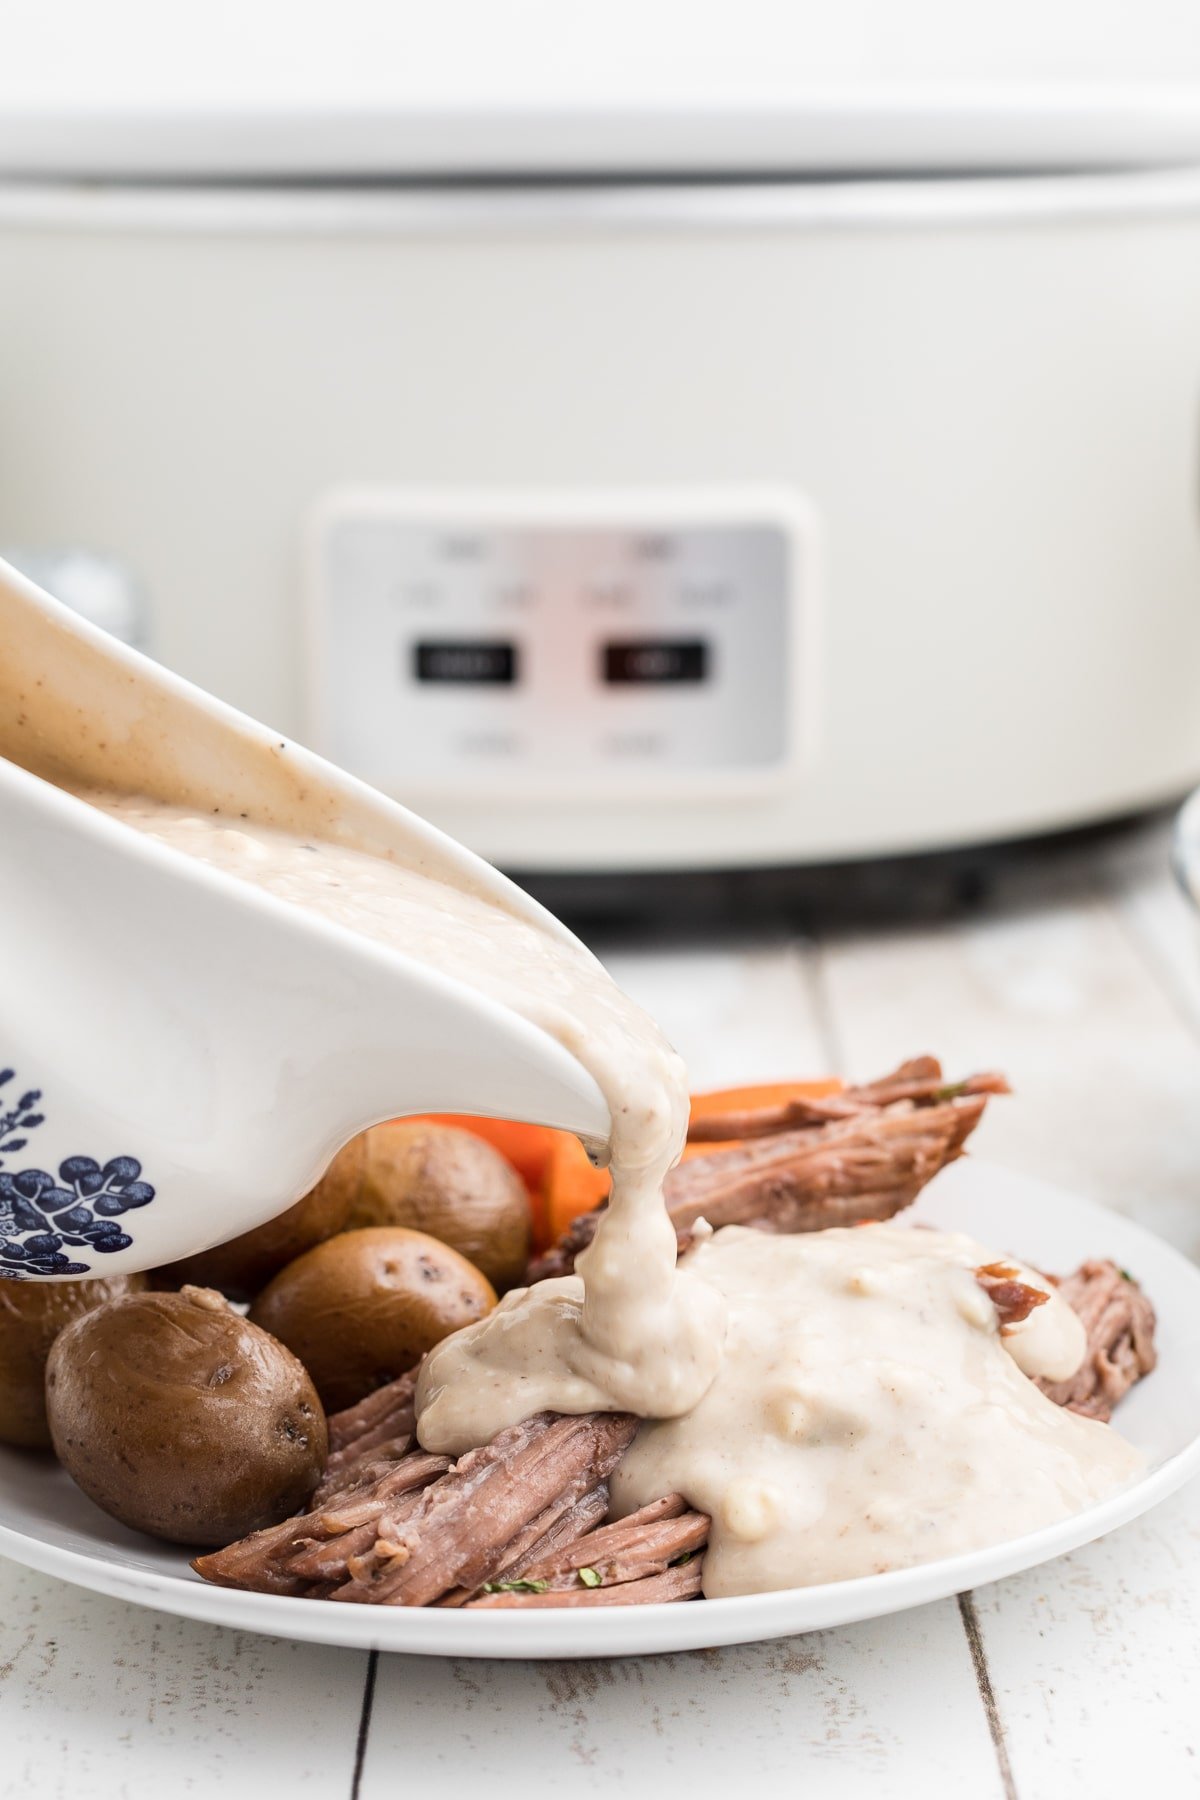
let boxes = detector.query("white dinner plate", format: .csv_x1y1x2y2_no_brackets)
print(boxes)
0,1160,1197,1659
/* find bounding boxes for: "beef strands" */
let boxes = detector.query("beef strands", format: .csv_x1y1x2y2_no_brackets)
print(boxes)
1036,1260,1158,1422
193,1410,648,1607
686,1057,1008,1142
465,1492,709,1607
193,1448,452,1595
313,1366,421,1503
515,1492,708,1587
327,1365,418,1458
531,1056,1004,1281
328,1410,636,1605
193,1406,709,1610
967,1257,1157,1420
435,1483,612,1608
665,1095,992,1238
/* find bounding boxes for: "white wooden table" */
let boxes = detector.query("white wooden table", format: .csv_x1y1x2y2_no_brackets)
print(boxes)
4,818,1199,1799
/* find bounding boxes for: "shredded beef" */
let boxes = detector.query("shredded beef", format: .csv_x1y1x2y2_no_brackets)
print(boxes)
196,1410,639,1606
435,1485,612,1607
313,1368,422,1503
327,1410,637,1605
531,1058,1001,1282
512,1493,709,1590
193,1407,713,1609
1036,1259,1157,1421
687,1058,1008,1142
192,1448,452,1593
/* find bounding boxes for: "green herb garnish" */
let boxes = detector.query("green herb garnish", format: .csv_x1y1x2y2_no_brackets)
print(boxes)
1120,1268,1135,1282
671,1551,695,1567
577,1567,602,1588
481,1578,549,1595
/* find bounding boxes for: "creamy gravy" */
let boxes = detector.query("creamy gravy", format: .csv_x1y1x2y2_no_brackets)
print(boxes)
612,1224,1139,1593
72,790,725,1425
72,789,1142,1597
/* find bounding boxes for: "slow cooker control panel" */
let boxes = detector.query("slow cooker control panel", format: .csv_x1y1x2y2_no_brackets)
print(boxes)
306,491,812,798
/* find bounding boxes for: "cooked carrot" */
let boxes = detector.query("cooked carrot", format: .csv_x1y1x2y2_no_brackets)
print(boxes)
417,1079,845,1254
419,1116,555,1190
682,1078,843,1158
542,1133,612,1247
540,1078,845,1238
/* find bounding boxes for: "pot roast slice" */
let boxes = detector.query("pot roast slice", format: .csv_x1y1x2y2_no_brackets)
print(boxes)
327,1410,637,1605
192,1447,452,1593
312,1364,422,1503
530,1057,1005,1282
1035,1259,1158,1422
487,1492,709,1591
194,1410,640,1604
686,1057,1008,1142
325,1363,418,1457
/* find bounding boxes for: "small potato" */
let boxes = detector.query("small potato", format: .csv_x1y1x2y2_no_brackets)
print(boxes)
46,1285,326,1545
155,1134,366,1299
250,1227,496,1412
346,1121,531,1290
0,1273,148,1449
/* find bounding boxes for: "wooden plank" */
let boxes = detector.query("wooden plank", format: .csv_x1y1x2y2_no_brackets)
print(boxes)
363,1600,1005,1799
974,1474,1200,1797
0,1559,367,1799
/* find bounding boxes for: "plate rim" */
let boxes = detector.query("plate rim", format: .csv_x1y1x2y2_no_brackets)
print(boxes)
0,1433,1197,1659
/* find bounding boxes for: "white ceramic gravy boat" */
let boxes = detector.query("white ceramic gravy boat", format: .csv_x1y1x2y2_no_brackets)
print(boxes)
0,555,610,1281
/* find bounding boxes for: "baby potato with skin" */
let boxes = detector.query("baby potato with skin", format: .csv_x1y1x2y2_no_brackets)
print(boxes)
153,1133,366,1299
46,1285,327,1545
346,1121,532,1291
250,1226,497,1412
0,1272,148,1449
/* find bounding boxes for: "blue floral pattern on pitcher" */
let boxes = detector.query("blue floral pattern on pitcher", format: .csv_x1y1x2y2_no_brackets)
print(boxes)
0,1067,155,1277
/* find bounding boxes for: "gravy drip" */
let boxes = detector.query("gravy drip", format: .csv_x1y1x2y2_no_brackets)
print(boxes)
72,791,725,1426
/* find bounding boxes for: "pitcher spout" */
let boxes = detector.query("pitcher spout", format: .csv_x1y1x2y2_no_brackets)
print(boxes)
1,554,614,1278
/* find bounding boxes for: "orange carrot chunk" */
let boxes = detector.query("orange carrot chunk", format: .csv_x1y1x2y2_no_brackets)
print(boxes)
414,1079,844,1253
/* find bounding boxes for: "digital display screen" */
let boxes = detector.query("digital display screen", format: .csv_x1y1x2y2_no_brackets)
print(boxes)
413,641,518,685
602,640,709,685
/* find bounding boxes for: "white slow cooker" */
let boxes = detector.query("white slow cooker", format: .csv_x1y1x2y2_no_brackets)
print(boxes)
5,22,1200,876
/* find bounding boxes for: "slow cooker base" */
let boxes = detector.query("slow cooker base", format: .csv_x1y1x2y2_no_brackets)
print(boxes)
514,803,1177,936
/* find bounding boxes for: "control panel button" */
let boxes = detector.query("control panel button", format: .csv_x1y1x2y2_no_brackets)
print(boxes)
413,640,518,685
603,640,708,685
307,491,811,797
